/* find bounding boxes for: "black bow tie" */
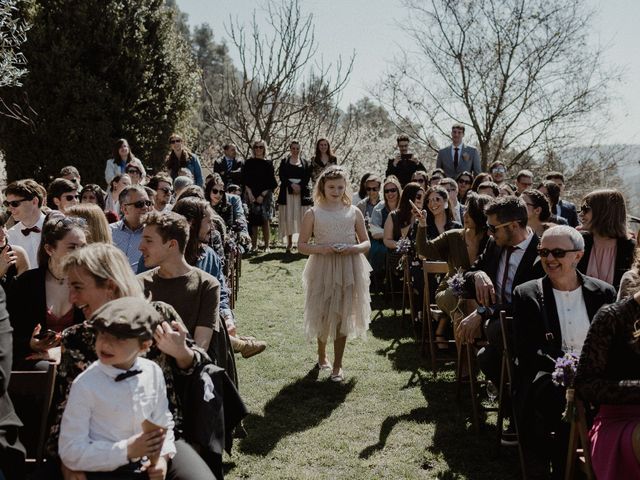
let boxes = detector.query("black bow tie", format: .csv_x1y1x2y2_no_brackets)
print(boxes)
115,369,142,382
21,226,41,236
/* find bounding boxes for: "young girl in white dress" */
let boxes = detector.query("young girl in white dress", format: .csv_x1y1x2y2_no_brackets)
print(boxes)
298,166,372,382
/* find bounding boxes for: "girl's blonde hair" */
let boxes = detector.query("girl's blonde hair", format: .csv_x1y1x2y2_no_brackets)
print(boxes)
66,204,112,244
313,165,352,206
62,243,144,299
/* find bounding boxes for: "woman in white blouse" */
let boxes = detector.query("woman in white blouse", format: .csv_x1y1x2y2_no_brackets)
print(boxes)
511,225,616,478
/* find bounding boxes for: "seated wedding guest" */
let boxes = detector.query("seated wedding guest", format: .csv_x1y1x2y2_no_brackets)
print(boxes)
0,211,30,291
577,188,635,290
66,204,112,244
489,161,508,186
356,174,381,220
105,138,137,185
59,166,82,192
438,177,463,224
456,171,474,204
545,172,579,227
498,183,515,197
147,174,174,213
369,177,401,283
47,178,79,213
7,215,87,369
80,183,118,223
411,170,429,189
105,173,132,216
310,138,338,185
206,174,251,251
512,225,615,478
173,176,195,201
43,243,216,480
383,182,424,251
110,185,151,271
352,172,374,206
470,172,492,193
415,192,491,351
575,287,640,480
5,179,46,268
537,181,570,226
428,168,445,187
515,169,534,195
521,188,564,238
477,181,499,198
125,158,147,186
59,298,176,479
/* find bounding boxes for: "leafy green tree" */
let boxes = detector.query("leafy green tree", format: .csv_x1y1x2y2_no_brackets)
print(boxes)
0,0,199,184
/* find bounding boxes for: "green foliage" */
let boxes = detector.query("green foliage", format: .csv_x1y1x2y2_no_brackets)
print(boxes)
0,0,199,185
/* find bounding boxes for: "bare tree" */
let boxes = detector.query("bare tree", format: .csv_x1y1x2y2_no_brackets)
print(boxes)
0,0,32,125
376,0,616,171
202,0,354,162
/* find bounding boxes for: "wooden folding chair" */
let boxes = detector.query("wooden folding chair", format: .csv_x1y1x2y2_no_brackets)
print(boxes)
385,252,405,319
402,256,420,341
421,260,452,374
497,311,527,478
564,395,595,480
8,362,58,464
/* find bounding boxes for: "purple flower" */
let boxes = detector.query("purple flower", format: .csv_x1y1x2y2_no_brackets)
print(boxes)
395,237,412,254
447,269,465,298
551,352,580,387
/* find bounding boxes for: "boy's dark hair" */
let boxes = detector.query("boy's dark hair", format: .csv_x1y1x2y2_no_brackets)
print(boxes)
452,123,465,133
465,193,493,233
4,179,45,207
172,197,213,265
545,171,565,183
522,188,551,221
516,169,534,182
148,174,173,191
60,166,80,177
396,134,410,144
47,178,77,210
478,181,500,197
91,297,160,341
485,196,528,228
141,211,189,254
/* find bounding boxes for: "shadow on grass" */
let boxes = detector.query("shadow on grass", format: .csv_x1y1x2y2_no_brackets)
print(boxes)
247,251,306,264
239,366,356,456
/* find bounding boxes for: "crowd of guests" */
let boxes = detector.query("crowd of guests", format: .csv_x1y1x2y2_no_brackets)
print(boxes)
0,125,639,479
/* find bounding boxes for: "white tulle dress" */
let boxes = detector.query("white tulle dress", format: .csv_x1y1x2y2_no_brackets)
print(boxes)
302,205,372,342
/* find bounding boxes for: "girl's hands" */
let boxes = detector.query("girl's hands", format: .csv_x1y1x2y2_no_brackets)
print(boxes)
410,199,427,227
29,324,61,352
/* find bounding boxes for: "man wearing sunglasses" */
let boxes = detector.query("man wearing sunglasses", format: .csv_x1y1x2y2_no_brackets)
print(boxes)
109,185,151,270
147,174,174,213
436,123,481,179
457,197,544,442
4,179,46,269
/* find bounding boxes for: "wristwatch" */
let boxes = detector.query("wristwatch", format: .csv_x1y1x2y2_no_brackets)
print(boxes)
476,305,494,320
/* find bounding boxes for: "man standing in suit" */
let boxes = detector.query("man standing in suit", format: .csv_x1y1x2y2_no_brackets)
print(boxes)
457,196,545,442
436,124,481,178
385,135,427,187
545,172,579,227
213,143,244,188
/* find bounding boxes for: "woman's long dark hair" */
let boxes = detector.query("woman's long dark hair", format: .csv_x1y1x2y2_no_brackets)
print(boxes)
172,197,212,265
37,213,88,267
112,139,133,166
397,182,423,228
314,138,335,161
425,185,454,224
165,133,193,178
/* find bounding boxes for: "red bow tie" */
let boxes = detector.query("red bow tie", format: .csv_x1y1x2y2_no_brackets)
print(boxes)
21,226,41,236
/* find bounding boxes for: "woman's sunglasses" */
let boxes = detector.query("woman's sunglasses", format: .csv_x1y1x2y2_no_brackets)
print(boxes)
126,169,141,175
210,188,224,195
384,188,398,194
579,205,591,214
537,248,580,259
457,179,472,185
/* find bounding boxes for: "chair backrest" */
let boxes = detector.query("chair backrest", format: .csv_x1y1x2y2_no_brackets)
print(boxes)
422,260,448,306
499,311,516,384
8,362,57,464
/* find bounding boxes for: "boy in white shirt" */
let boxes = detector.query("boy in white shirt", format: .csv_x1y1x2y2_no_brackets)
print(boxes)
59,297,175,479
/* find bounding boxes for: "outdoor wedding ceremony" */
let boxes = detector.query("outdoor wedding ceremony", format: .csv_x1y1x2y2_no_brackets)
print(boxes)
0,0,639,479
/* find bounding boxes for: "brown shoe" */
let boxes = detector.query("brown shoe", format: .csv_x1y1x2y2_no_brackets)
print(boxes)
237,338,267,358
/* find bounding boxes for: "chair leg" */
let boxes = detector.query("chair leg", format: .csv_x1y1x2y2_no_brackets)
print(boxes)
427,310,437,376
496,354,507,449
466,344,481,434
456,343,465,400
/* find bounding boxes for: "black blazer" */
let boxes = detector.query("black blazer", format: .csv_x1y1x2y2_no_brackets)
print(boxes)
213,156,244,187
576,232,635,290
558,199,579,228
276,157,313,206
464,233,544,310
7,267,84,367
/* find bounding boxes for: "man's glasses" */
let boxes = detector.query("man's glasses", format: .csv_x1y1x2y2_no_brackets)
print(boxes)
126,169,141,175
579,205,591,214
210,188,224,195
537,248,581,259
170,139,182,144
62,194,80,202
492,167,506,174
384,188,398,194
366,187,379,192
486,221,513,233
3,198,29,208
124,200,152,209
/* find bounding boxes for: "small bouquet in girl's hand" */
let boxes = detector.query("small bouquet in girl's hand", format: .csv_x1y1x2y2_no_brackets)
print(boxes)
446,268,465,298
551,351,580,422
395,237,412,255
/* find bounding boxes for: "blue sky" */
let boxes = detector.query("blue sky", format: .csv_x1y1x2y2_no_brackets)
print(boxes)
177,0,640,145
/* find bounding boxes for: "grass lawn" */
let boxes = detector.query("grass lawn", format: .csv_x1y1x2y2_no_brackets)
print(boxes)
226,250,520,479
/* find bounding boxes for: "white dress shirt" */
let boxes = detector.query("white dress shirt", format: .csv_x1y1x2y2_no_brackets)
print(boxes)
552,286,590,354
59,357,175,472
496,229,534,303
6,212,45,269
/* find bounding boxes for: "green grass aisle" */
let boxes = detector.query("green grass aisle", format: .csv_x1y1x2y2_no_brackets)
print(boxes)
226,251,519,479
